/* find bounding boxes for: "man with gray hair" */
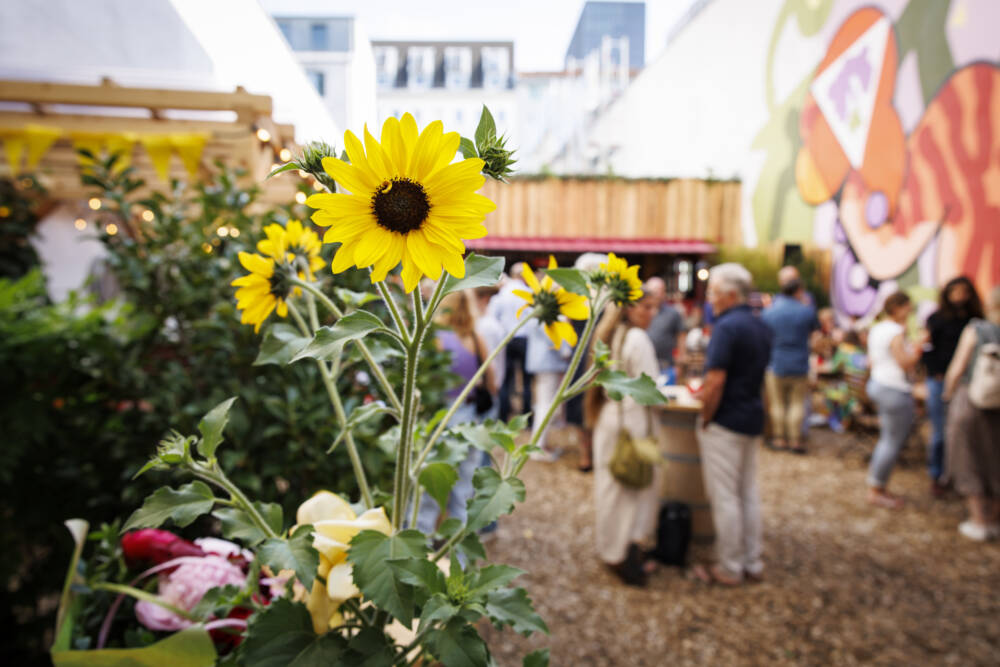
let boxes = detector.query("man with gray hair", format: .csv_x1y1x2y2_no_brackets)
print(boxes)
694,262,772,586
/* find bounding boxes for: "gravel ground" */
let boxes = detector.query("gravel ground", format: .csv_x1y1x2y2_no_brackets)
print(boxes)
478,428,1000,666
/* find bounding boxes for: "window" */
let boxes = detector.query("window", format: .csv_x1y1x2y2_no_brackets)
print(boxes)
443,47,471,89
277,21,293,44
375,46,398,88
407,47,435,89
310,23,328,51
480,47,509,89
306,70,325,96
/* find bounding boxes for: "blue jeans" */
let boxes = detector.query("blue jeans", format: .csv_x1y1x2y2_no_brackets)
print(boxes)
866,379,915,488
415,403,482,534
925,377,946,481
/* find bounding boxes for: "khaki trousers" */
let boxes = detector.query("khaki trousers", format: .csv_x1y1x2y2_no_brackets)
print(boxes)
765,372,808,442
698,422,763,579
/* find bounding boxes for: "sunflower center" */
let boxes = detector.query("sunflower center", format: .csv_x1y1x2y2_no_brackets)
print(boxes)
268,265,292,300
534,289,562,325
371,178,430,234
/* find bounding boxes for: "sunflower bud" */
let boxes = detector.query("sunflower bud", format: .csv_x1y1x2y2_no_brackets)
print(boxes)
465,106,517,182
269,141,338,191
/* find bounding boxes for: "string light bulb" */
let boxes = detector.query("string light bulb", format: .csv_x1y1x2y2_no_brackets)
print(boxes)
88,198,101,210
294,191,307,204
141,209,154,222
697,268,710,282
217,226,230,237
279,148,292,162
256,128,272,143
105,223,119,236
229,227,240,238
74,218,87,230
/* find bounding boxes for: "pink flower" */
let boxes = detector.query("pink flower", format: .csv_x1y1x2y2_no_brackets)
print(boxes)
135,556,246,631
121,529,204,567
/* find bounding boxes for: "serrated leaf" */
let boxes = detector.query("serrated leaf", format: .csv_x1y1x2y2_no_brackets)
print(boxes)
418,462,459,513
213,502,283,546
122,482,217,532
347,530,428,625
334,287,379,308
419,594,461,633
523,649,550,667
239,598,347,667
389,557,446,595
257,525,318,590
484,587,549,636
198,397,237,459
441,254,505,296
464,469,525,533
594,370,667,406
474,106,497,151
467,564,524,599
190,584,246,619
343,627,396,666
254,324,310,366
458,137,478,160
328,403,394,454
427,618,489,667
544,268,589,296
291,311,386,362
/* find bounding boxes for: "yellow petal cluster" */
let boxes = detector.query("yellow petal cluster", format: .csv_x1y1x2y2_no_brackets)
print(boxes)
230,251,288,333
257,219,325,276
294,491,391,635
513,256,589,348
305,113,495,293
600,252,643,304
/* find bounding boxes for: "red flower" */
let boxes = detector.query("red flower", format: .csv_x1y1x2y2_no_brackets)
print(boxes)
121,529,205,567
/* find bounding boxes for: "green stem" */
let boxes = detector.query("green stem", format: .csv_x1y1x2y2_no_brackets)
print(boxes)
410,313,533,479
288,301,374,509
376,281,412,345
92,582,199,623
291,277,403,415
194,465,279,540
430,527,465,562
393,340,420,530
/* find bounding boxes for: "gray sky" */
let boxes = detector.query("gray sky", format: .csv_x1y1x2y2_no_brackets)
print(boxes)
259,0,695,71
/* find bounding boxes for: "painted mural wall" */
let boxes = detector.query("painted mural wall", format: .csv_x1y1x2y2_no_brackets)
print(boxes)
750,0,1000,322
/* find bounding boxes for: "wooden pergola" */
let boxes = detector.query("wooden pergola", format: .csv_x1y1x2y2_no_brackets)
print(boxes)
0,78,306,205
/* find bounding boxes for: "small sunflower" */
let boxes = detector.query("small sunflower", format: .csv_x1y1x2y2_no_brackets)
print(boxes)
231,251,293,333
305,113,495,292
514,256,590,348
598,252,643,305
257,219,325,275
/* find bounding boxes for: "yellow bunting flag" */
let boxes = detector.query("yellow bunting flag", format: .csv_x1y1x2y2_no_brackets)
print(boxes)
105,133,137,173
140,134,173,182
170,133,209,178
71,132,107,169
2,131,26,175
23,125,62,171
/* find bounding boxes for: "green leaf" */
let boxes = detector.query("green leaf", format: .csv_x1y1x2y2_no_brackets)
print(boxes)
239,598,347,667
254,324,310,366
52,626,217,667
464,468,525,532
347,530,428,625
467,564,524,599
419,594,462,632
334,287,380,309
389,556,447,595
257,525,318,590
291,311,386,362
343,627,396,666
197,396,237,459
523,649,550,667
441,254,505,296
122,482,217,532
474,106,497,150
436,519,487,564
427,617,489,667
328,402,395,454
266,162,301,179
213,502,283,546
544,267,589,296
418,462,459,513
484,587,549,636
458,137,478,160
189,584,246,620
594,370,667,406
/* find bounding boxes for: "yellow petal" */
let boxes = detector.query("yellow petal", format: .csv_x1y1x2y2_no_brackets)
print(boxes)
522,265,540,292
331,242,358,273
380,116,408,175
354,227,393,268
558,292,590,320
424,131,461,180
551,320,578,347
400,249,423,292
370,232,405,282
343,129,382,186
399,113,419,151
296,491,355,526
321,157,372,195
548,255,557,270
406,229,443,280
238,251,274,278
363,124,392,178
408,120,444,181
325,561,360,602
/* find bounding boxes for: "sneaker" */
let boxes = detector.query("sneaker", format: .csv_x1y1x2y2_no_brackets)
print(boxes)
958,520,991,541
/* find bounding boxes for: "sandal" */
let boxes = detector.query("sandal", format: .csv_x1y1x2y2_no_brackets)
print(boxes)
690,563,741,586
765,439,788,452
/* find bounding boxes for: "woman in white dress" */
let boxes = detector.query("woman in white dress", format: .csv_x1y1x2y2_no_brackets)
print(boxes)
586,292,661,586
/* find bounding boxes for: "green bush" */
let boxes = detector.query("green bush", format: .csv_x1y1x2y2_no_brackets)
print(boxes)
0,160,454,661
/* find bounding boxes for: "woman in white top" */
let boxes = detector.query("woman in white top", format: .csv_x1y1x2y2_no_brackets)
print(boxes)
585,292,661,586
865,291,926,508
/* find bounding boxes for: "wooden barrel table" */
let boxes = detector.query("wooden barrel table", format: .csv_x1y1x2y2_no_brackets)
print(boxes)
656,396,714,543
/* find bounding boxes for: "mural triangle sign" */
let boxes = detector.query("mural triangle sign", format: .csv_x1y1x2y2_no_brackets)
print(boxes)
810,17,890,168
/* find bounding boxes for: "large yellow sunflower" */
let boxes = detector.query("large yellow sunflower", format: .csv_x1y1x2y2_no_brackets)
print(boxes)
257,219,325,275
599,252,643,305
231,251,292,333
304,113,495,292
514,256,590,348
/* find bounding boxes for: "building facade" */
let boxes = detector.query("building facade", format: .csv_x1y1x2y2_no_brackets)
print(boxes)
565,1,645,70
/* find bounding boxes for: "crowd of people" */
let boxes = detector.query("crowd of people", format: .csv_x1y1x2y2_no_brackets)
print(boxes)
425,256,1000,587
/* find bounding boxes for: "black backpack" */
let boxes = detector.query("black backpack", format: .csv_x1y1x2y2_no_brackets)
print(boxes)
653,502,692,566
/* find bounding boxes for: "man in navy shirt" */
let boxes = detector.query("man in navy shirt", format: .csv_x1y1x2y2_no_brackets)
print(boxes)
695,263,772,586
761,266,819,454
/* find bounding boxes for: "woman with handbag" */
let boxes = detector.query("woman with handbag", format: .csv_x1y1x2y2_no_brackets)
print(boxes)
585,290,661,586
943,285,1000,541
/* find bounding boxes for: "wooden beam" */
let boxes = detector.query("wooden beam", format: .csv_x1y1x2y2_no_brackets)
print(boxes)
0,79,272,115
0,111,250,135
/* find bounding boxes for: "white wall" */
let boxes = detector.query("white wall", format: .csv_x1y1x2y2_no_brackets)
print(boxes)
31,206,107,302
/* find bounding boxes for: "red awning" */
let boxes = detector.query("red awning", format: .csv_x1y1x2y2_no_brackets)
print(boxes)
466,237,716,254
